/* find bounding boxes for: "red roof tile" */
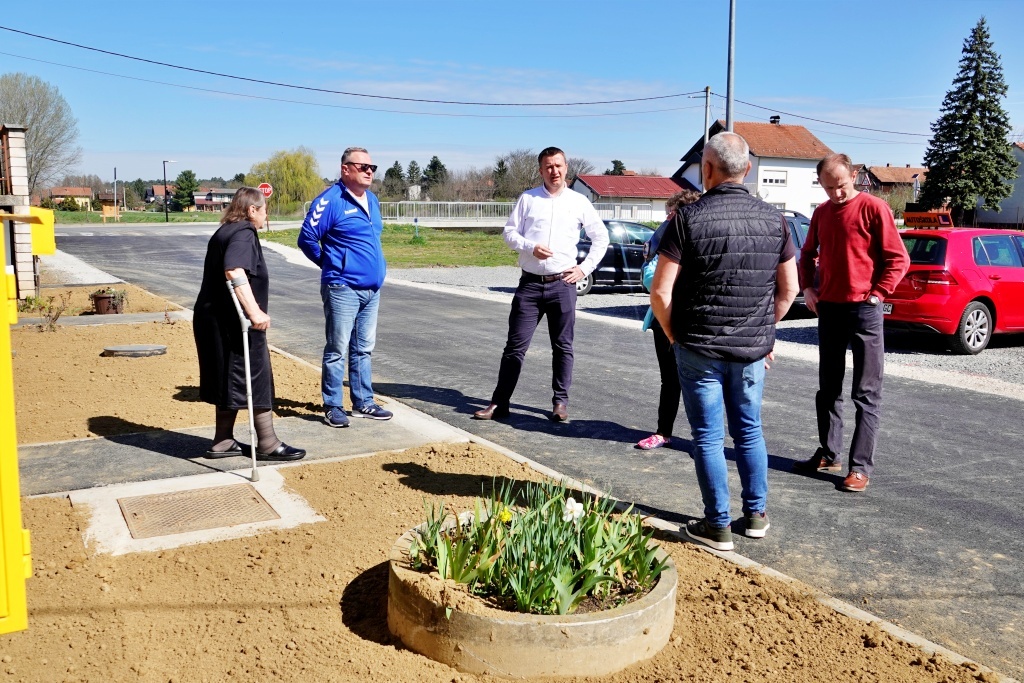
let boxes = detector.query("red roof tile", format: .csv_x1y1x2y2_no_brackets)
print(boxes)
49,186,92,197
1014,142,1024,152
867,166,928,184
575,175,684,199
728,121,833,160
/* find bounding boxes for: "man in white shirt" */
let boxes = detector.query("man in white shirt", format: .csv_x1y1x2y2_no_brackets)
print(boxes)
474,147,609,422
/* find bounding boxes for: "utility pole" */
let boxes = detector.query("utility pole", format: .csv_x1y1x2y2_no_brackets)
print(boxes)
162,160,176,223
113,167,118,220
702,86,711,191
726,0,736,132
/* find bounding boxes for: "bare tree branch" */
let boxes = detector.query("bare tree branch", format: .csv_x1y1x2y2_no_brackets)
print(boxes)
0,73,82,195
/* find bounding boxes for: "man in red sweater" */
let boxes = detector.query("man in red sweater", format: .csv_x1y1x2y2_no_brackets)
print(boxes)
795,153,910,492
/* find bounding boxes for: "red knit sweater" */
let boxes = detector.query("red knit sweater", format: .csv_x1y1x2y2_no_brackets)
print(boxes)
799,192,910,302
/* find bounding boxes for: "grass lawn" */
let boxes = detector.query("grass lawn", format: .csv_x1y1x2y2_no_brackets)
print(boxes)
261,223,518,268
52,210,220,224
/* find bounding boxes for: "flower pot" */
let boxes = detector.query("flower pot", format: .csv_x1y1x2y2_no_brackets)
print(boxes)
91,294,123,315
387,521,677,677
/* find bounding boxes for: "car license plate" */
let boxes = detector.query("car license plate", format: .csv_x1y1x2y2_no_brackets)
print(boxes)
882,303,892,315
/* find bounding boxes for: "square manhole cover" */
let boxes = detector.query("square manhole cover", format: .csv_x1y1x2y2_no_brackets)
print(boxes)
117,484,280,539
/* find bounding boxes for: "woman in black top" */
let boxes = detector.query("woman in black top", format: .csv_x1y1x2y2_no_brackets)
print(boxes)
193,187,305,461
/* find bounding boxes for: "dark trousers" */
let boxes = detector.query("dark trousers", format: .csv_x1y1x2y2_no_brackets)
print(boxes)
815,301,885,476
652,321,681,437
491,275,576,407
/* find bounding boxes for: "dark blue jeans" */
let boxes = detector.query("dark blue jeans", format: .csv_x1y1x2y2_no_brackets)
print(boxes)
491,274,576,407
675,346,768,528
815,301,885,476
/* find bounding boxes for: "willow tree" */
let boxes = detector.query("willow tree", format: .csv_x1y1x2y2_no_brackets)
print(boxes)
245,147,324,213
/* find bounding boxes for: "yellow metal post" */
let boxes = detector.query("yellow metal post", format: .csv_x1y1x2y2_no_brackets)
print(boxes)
28,207,55,256
0,218,32,634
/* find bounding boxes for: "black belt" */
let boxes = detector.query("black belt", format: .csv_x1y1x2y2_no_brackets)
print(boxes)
522,271,566,283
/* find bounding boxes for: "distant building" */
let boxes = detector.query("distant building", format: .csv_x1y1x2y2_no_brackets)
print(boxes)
194,187,235,213
145,185,176,204
673,119,833,217
570,174,684,221
855,164,928,195
48,187,93,211
975,142,1024,229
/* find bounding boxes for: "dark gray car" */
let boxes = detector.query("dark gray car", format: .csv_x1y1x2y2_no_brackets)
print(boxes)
575,220,654,295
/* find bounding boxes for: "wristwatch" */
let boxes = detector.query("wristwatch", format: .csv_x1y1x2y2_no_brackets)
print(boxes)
868,295,880,306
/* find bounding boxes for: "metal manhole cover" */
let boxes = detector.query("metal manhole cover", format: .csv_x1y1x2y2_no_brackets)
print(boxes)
117,484,280,539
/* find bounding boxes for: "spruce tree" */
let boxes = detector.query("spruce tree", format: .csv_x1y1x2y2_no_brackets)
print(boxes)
423,156,449,190
919,17,1017,223
382,161,406,199
406,160,422,187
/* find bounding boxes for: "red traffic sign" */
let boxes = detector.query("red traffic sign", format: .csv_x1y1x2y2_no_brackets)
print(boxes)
257,183,274,198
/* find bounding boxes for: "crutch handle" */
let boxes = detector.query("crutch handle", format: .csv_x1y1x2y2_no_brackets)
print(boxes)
225,281,252,331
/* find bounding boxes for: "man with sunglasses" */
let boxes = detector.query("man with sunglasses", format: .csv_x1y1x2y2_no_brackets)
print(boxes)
299,147,392,427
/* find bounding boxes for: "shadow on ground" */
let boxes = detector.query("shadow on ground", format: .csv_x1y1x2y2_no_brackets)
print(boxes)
340,561,392,645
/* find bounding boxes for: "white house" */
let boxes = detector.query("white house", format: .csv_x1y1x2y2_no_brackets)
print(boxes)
975,142,1024,229
672,120,833,217
570,173,685,222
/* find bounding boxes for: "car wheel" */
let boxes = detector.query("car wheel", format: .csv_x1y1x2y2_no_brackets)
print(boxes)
575,273,594,296
949,301,992,355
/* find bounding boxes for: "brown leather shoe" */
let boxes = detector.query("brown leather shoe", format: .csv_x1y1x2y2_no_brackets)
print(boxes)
841,471,869,492
793,447,842,473
550,403,569,422
473,403,509,420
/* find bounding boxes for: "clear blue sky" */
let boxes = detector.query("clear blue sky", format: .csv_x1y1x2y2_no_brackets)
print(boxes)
2,0,1022,184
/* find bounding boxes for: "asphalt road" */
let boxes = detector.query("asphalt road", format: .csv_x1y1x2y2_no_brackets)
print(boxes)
54,234,1024,679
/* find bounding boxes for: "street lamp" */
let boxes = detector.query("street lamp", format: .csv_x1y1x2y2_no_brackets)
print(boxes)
162,160,176,223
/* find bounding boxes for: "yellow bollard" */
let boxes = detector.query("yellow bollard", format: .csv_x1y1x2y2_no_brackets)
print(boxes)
0,221,32,634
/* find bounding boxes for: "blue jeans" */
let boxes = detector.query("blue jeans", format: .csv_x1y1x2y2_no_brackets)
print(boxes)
675,346,768,529
321,283,379,410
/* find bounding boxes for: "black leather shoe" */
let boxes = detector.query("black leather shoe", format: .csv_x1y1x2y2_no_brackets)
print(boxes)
203,442,251,459
551,403,569,422
473,403,509,420
255,443,306,461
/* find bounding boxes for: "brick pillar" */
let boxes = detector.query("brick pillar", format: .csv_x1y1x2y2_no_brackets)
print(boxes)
1,126,34,300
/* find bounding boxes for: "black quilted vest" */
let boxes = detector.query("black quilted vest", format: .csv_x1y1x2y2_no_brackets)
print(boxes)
669,183,786,363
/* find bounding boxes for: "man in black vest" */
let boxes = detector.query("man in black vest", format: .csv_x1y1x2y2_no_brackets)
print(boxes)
651,132,799,552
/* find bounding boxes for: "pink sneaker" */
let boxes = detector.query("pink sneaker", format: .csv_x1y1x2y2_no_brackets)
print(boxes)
636,434,669,450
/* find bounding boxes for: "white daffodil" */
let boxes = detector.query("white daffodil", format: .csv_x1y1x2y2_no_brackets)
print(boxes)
562,497,584,523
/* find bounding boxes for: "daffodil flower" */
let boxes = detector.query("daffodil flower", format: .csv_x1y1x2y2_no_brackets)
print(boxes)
497,506,513,524
562,497,584,523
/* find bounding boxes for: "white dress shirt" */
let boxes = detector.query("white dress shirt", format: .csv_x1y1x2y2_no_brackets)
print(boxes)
502,184,609,276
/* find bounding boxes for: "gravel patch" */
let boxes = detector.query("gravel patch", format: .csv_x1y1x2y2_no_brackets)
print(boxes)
389,266,1024,391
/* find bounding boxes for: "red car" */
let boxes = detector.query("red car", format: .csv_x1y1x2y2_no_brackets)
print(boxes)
885,228,1024,354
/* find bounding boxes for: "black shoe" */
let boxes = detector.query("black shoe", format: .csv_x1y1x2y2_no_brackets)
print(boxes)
203,442,251,459
255,443,306,462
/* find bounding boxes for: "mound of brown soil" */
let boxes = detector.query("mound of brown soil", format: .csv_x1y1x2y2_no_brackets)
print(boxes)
3,302,1003,681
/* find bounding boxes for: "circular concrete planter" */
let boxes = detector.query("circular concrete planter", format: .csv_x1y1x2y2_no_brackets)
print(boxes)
387,523,677,678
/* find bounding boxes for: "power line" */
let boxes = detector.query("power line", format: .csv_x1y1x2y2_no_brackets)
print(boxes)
0,51,707,119
0,25,702,107
715,91,930,137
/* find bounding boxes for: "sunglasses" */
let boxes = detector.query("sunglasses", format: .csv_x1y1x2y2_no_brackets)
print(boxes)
344,162,378,174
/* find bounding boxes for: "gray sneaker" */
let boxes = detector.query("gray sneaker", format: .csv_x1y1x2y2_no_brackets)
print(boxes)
744,511,770,538
685,519,734,551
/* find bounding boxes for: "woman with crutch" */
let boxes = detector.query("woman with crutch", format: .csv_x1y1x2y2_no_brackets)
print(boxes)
193,187,305,462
